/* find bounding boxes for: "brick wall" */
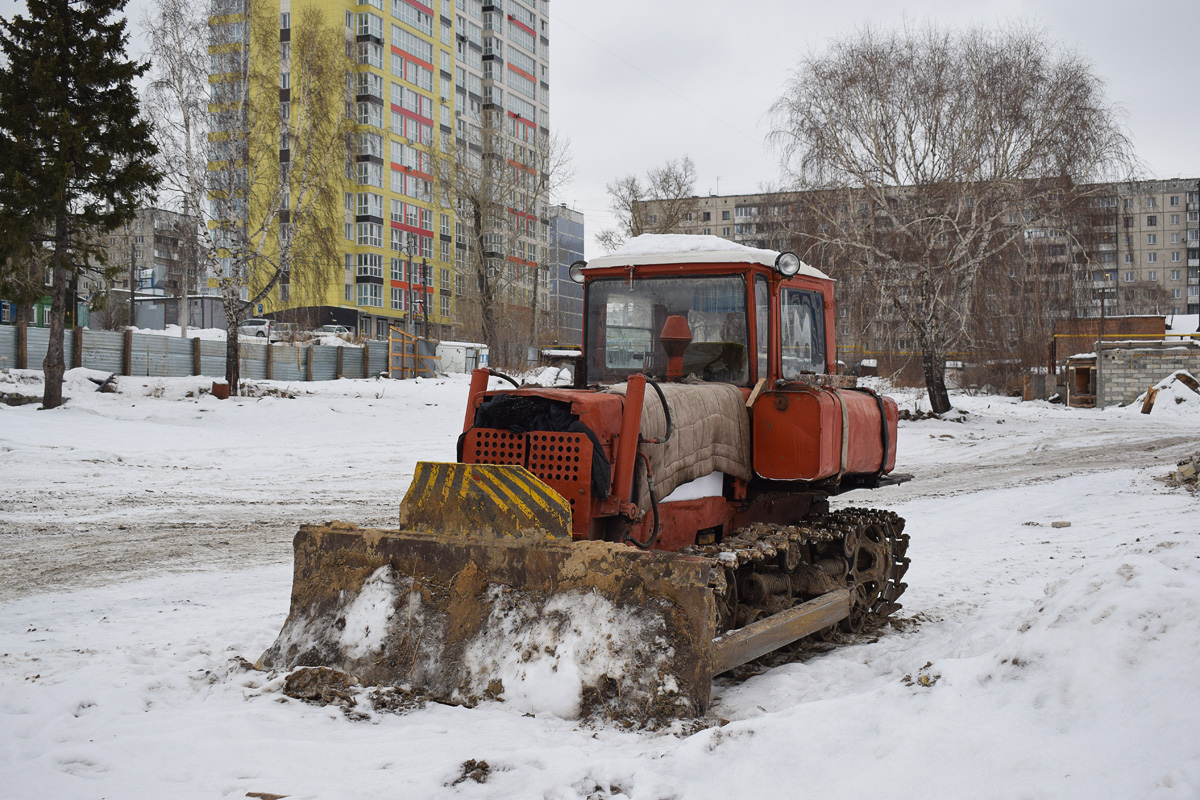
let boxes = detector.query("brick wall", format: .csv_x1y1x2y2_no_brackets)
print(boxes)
1054,316,1166,361
1099,344,1200,406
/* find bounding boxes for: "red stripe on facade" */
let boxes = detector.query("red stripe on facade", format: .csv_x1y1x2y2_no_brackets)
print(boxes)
506,63,535,83
402,0,434,16
507,15,535,37
390,45,433,72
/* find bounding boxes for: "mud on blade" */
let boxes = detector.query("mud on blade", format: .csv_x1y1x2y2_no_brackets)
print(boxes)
260,464,717,719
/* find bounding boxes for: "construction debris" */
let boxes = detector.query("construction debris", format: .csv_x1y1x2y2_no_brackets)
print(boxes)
898,408,968,423
282,666,358,707
1155,454,1199,493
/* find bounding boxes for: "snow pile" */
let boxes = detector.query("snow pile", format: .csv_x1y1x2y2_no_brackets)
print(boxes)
461,587,677,719
130,325,227,340
523,365,573,386
613,233,776,258
338,566,401,660
1128,370,1200,416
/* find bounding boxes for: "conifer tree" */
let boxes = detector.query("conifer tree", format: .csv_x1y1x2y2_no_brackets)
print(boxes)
0,0,160,408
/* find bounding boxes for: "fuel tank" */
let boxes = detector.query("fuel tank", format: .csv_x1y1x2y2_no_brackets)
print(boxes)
752,385,898,482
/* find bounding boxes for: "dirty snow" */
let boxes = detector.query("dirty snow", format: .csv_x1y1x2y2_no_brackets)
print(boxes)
2,369,1200,798
461,588,676,720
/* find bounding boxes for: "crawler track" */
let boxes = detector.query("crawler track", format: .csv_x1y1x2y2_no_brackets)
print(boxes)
684,508,909,637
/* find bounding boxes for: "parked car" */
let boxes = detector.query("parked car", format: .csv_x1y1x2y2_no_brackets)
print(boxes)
238,318,271,338
270,322,301,343
316,324,351,335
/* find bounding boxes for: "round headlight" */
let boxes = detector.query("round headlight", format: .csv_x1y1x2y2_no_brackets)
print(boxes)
775,251,801,277
568,260,587,284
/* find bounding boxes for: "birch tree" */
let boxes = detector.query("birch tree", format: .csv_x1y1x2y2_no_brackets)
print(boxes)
769,22,1133,412
154,0,350,393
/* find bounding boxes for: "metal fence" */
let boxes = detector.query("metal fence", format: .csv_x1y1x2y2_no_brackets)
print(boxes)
0,325,411,383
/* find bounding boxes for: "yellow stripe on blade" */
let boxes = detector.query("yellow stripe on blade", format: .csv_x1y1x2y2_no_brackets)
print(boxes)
399,462,572,539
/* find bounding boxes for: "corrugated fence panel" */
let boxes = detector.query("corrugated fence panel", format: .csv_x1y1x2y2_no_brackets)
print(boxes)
200,340,225,379
271,345,303,382
311,346,338,381
241,341,268,380
369,345,388,377
26,327,50,369
82,330,123,374
166,337,194,377
129,332,172,377
0,326,15,367
342,346,365,380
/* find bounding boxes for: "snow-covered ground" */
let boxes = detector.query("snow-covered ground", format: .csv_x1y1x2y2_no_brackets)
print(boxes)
1,368,1198,799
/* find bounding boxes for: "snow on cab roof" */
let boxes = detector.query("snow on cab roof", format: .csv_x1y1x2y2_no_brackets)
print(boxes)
586,234,830,280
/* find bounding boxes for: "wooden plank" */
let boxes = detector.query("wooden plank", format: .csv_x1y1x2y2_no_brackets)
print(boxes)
746,377,767,408
711,588,849,675
1141,386,1158,414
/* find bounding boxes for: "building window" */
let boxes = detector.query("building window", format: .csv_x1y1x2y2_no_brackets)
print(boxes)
391,287,405,310
1148,270,1157,281
1123,253,1132,264
1148,253,1157,263
1172,289,1182,299
1172,233,1181,244
1147,215,1157,227
721,210,730,220
1147,233,1157,245
1171,214,1181,226
358,283,382,307
722,227,730,237
1146,196,1156,208
1123,271,1134,282
1170,195,1180,207
1172,252,1181,263
702,212,711,221
356,253,383,277
357,222,383,247
391,258,404,281
1171,269,1182,281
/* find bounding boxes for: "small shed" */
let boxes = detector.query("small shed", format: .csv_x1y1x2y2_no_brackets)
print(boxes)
1065,353,1097,408
436,341,489,373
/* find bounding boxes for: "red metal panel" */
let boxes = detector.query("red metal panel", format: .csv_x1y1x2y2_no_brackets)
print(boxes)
752,387,898,481
463,429,525,466
527,432,594,537
463,428,595,538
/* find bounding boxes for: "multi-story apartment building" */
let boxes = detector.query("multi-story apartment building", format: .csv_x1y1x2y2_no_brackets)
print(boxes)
106,208,197,302
545,203,583,346
638,178,1199,376
647,179,1200,318
206,0,552,344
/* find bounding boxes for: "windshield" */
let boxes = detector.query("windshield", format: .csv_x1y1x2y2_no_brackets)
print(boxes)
584,274,749,384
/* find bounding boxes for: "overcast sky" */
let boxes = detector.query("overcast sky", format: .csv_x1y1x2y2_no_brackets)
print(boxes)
552,0,1200,257
3,0,1196,259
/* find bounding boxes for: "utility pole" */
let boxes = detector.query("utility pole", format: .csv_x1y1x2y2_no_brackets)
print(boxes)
128,225,136,328
421,257,429,339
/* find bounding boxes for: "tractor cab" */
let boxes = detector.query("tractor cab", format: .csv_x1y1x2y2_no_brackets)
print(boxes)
576,235,837,388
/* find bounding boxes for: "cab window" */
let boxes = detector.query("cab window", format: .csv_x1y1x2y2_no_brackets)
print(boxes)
780,288,825,377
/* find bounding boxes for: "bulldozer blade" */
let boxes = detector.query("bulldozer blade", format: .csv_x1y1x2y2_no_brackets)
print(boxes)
259,521,718,720
397,462,572,539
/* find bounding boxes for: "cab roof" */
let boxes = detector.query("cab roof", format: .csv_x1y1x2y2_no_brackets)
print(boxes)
585,234,830,280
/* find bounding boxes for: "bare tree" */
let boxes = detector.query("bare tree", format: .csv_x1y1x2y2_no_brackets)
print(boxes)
769,22,1134,412
595,156,697,252
437,108,572,365
142,0,209,332
201,1,350,392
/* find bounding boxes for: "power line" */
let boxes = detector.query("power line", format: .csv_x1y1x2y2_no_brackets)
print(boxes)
551,11,761,147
